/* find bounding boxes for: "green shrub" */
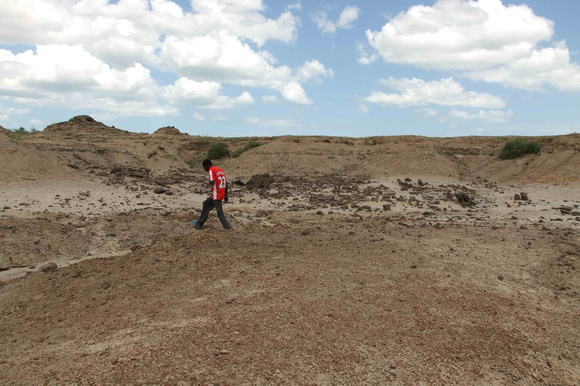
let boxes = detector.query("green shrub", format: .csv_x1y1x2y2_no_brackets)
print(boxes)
11,127,36,140
232,141,262,158
207,142,230,159
499,139,541,160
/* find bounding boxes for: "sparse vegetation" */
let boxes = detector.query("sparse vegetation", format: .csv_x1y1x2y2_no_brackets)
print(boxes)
10,127,37,140
207,142,230,159
195,134,213,143
499,139,541,160
232,141,262,158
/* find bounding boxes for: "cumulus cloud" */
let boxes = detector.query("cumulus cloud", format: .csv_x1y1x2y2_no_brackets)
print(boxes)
193,113,206,121
263,95,278,102
245,116,302,128
449,109,513,122
281,82,312,105
160,34,332,103
418,108,439,118
295,60,335,83
0,0,330,118
362,0,580,91
0,103,30,116
163,77,255,110
312,5,360,35
365,77,505,109
356,41,378,65
286,2,302,12
0,45,176,117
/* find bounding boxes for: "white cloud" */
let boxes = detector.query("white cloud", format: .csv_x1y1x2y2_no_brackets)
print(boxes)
286,2,302,12
193,113,206,121
365,0,553,70
312,5,360,35
418,108,439,117
0,45,176,117
0,115,8,123
262,95,278,102
362,0,580,91
295,60,334,83
281,82,312,105
465,42,580,91
163,77,254,109
0,103,30,115
210,114,229,120
245,116,302,128
356,41,378,65
337,5,360,29
30,119,43,127
0,0,328,116
0,0,300,60
202,91,255,110
449,109,513,123
358,104,368,113
160,35,332,103
365,77,505,108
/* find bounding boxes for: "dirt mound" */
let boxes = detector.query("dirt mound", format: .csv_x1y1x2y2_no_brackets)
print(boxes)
0,132,79,183
0,126,13,144
43,115,127,136
223,135,580,184
153,126,182,135
225,136,460,180
457,134,580,184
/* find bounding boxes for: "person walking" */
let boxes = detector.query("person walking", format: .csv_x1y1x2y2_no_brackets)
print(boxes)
193,159,231,230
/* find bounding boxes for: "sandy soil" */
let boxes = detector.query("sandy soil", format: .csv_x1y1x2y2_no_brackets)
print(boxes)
1,116,579,384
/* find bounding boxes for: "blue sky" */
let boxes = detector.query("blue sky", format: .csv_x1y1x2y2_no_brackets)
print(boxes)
1,0,579,137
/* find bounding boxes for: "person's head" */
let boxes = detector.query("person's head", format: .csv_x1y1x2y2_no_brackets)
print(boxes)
202,158,212,171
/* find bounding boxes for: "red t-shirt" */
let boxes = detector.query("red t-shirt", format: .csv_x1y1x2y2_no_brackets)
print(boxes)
208,166,227,200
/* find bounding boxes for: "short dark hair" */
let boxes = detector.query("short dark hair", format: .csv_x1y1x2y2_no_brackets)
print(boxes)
202,159,212,169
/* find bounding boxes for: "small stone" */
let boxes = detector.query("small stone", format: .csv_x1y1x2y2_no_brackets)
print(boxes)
520,192,529,201
39,262,58,273
498,275,504,281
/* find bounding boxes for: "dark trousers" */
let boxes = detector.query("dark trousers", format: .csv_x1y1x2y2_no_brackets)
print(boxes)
197,197,231,229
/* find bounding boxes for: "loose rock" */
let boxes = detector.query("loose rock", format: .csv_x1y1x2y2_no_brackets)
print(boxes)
39,262,58,273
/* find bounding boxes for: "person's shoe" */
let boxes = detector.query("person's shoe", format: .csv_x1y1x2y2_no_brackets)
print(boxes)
192,220,202,230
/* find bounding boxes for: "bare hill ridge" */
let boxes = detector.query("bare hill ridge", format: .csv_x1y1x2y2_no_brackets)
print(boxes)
225,134,580,183
4,115,579,184
154,126,183,135
43,115,128,136
0,125,13,144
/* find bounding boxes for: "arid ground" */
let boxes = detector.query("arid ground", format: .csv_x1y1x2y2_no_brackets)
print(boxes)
1,116,579,384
